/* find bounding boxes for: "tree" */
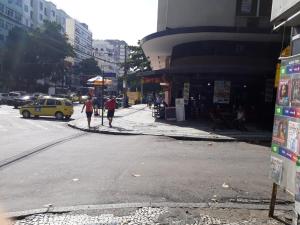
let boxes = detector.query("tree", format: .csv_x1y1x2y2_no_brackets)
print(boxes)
1,21,75,91
120,44,151,91
74,58,101,75
124,44,151,73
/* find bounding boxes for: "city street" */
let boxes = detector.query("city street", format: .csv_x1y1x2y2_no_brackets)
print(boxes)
0,104,288,214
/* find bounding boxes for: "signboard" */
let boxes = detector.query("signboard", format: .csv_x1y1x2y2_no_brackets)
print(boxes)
103,72,116,78
270,55,300,198
165,107,176,121
213,81,231,104
175,98,185,121
183,82,190,105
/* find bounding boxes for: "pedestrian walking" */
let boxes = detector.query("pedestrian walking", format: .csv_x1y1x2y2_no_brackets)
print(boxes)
81,95,94,129
105,95,116,128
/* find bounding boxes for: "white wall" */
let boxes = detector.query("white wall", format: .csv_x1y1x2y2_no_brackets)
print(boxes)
157,0,237,31
271,0,300,21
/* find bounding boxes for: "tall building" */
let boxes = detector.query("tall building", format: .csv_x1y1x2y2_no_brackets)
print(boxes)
92,39,127,93
66,18,93,64
271,0,300,56
0,0,24,43
141,0,282,127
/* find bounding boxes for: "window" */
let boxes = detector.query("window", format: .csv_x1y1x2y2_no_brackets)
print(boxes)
30,0,33,7
39,14,43,21
0,34,4,41
46,99,56,106
0,19,4,28
0,3,4,13
8,0,13,4
64,101,72,106
236,0,258,16
24,5,29,12
39,1,43,11
55,100,62,105
5,22,13,30
36,99,46,105
6,8,14,18
52,10,55,17
15,0,22,7
15,12,22,22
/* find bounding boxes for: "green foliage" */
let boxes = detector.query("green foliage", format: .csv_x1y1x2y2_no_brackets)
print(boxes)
73,58,101,75
0,21,74,91
120,44,151,91
122,45,151,73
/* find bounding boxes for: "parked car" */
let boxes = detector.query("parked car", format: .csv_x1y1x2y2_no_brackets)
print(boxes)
12,95,35,108
0,93,9,104
20,96,74,120
7,92,26,105
79,95,88,104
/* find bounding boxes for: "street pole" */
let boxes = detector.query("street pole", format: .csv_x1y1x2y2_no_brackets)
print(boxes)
101,66,105,126
123,44,128,108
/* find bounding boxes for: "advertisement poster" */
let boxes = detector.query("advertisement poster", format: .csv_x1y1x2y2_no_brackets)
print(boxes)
277,79,290,106
272,117,288,146
269,156,283,185
271,55,300,194
287,121,300,154
213,81,231,104
291,78,300,107
183,82,190,105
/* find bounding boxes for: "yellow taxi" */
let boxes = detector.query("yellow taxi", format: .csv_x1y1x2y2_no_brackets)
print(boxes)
20,96,74,120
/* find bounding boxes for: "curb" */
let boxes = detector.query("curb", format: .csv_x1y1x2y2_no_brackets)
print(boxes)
67,123,271,143
6,202,293,219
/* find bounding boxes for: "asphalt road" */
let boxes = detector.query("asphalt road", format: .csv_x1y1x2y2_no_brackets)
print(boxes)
0,104,283,213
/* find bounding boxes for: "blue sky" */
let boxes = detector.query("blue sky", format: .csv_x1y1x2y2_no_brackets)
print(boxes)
50,0,158,45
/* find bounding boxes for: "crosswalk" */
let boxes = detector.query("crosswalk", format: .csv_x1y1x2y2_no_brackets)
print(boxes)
0,105,80,133
0,117,68,132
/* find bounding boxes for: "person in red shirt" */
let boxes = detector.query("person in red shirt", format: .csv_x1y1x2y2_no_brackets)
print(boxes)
105,95,116,128
81,95,94,129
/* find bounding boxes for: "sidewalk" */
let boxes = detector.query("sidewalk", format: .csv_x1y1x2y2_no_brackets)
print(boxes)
68,105,272,142
11,206,289,225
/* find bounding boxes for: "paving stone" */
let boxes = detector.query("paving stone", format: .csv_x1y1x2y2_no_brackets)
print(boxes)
12,207,282,225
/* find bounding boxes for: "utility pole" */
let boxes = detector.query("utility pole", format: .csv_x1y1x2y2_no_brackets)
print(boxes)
101,65,105,126
123,44,128,108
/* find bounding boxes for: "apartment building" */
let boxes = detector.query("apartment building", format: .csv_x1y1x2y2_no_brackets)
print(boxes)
92,39,127,93
66,18,93,64
141,0,282,127
0,0,23,43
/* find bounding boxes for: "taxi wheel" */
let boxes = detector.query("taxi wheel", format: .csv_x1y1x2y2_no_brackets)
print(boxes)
65,116,71,120
55,112,64,120
22,110,30,118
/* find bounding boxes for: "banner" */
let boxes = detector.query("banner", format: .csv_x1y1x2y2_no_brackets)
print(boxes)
213,81,231,104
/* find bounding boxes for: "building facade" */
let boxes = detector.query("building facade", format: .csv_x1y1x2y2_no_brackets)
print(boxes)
0,0,24,43
92,39,127,93
0,0,70,44
271,0,300,56
66,18,93,64
141,0,282,127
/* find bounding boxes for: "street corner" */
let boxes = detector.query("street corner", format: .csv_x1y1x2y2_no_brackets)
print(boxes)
11,207,286,225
